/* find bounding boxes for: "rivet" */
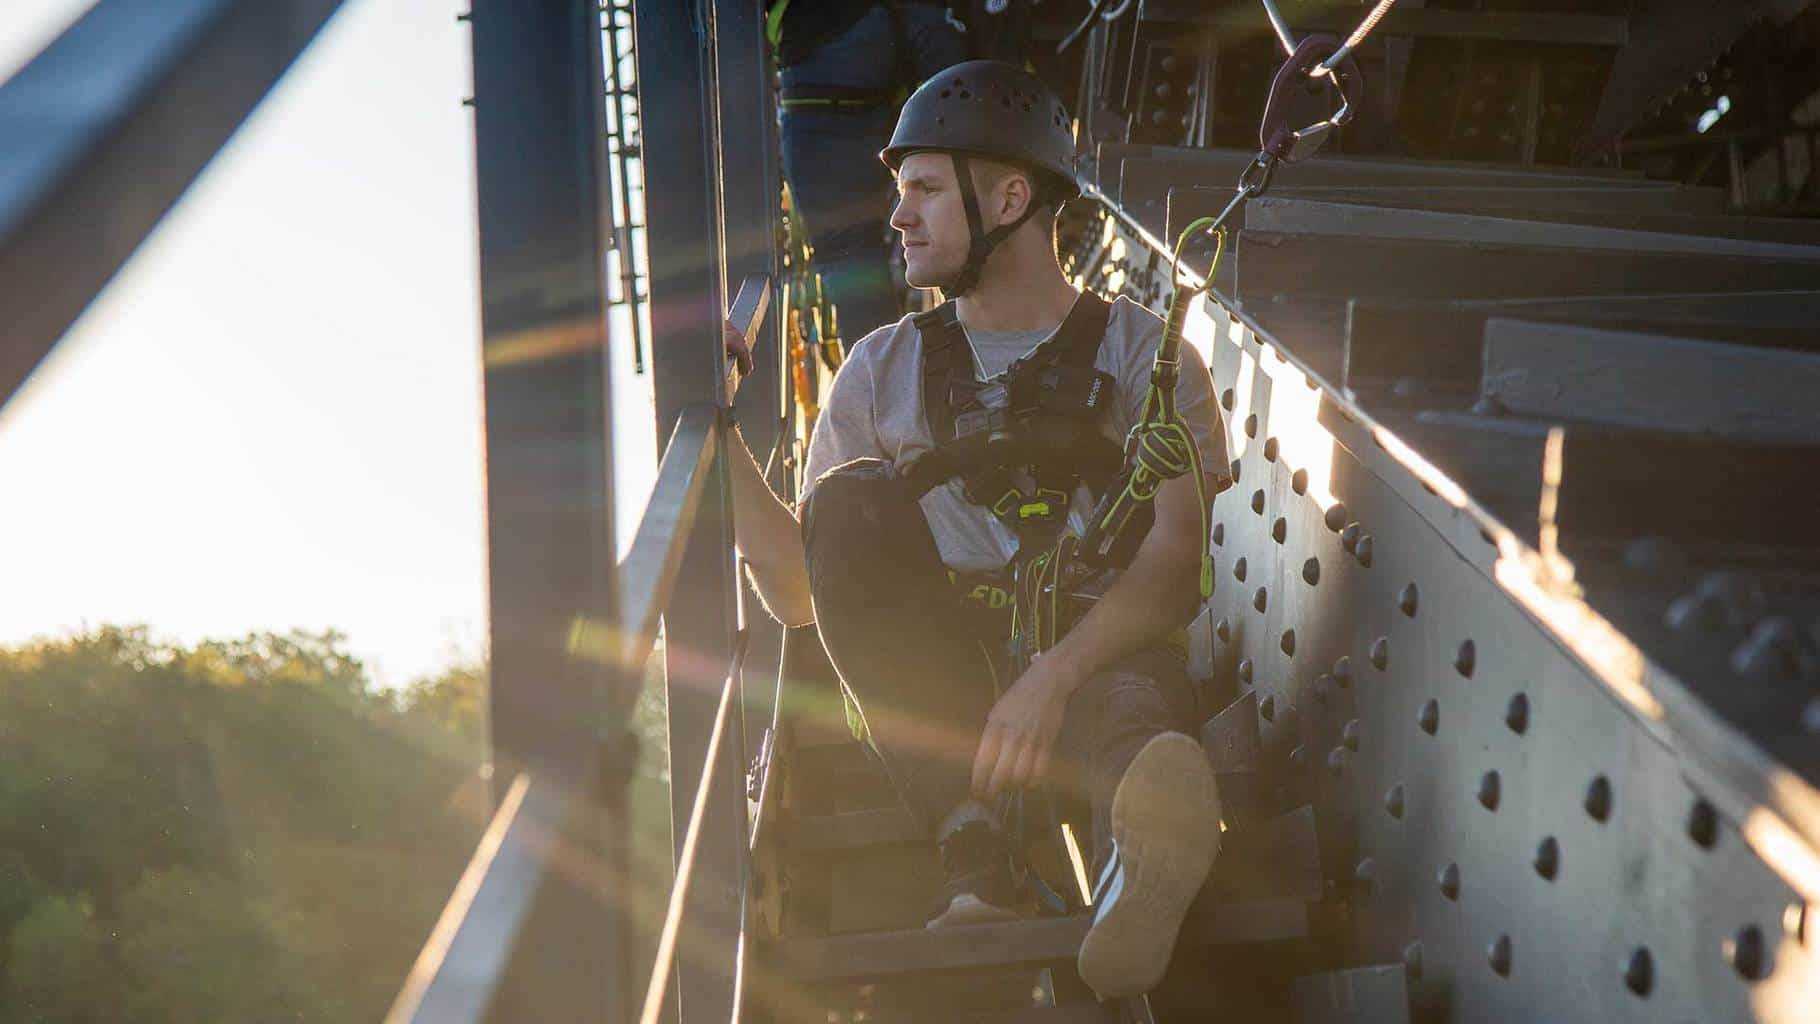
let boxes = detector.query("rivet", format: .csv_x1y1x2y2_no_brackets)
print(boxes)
1251,489,1266,515
1399,583,1419,617
1327,747,1346,775
1324,503,1348,533
1259,694,1276,722
1478,771,1501,811
1353,857,1376,892
1292,468,1309,495
1732,617,1808,679
1230,459,1242,483
1343,719,1361,751
1254,587,1268,613
1302,558,1321,585
1370,637,1389,671
1437,862,1460,901
1272,517,1287,543
1220,387,1235,411
1505,693,1530,734
1238,658,1254,686
1234,557,1248,582
1384,784,1405,819
1624,948,1653,997
1665,591,1727,632
1687,798,1719,849
1332,656,1351,687
1263,437,1279,462
1212,523,1224,546
1289,744,1308,770
1355,534,1374,567
1455,640,1476,678
1341,523,1362,553
1534,836,1559,880
1244,413,1258,438
1216,617,1232,643
1585,775,1613,822
1313,676,1333,704
1488,935,1512,976
1280,629,1296,656
1727,925,1768,981
1403,941,1424,979
1417,699,1439,735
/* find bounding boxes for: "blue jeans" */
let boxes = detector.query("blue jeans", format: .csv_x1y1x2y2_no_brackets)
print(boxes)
779,4,965,341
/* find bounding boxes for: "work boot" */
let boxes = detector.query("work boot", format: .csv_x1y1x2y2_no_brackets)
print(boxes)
1077,732,1221,997
926,820,1031,928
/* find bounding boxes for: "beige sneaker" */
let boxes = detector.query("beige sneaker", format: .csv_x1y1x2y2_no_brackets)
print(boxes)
1076,732,1221,998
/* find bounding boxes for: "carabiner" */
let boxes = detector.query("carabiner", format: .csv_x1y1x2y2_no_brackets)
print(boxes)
1258,34,1364,164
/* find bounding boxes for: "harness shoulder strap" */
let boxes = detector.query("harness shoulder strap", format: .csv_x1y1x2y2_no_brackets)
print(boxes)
1020,291,1112,373
916,300,969,444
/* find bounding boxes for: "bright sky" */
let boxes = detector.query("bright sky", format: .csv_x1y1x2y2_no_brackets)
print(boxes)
0,2,658,687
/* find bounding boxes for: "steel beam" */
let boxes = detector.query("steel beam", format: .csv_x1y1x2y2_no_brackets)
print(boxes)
466,1,626,1019
635,1,748,1020
1480,319,1820,444
0,0,350,413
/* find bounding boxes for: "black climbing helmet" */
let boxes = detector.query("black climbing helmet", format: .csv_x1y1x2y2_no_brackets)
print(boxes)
881,60,1079,294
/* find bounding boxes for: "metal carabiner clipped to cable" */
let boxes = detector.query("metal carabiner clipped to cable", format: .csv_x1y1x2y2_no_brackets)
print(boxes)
1257,33,1364,165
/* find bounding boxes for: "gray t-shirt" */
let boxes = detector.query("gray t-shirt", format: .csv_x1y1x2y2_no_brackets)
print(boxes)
802,294,1230,572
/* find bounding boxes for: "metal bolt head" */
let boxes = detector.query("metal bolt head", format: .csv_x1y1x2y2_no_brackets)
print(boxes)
1505,693,1530,735
1324,502,1349,533
1687,798,1719,849
1353,857,1375,892
1302,557,1321,585
1332,656,1351,686
1437,862,1461,901
1341,523,1361,552
1585,775,1613,823
1327,747,1346,776
1354,534,1374,567
1216,617,1232,643
1534,836,1559,880
1272,517,1287,544
1370,636,1389,671
1244,413,1258,438
1726,925,1769,981
1343,719,1361,751
1254,586,1268,613
1384,784,1405,819
1624,947,1653,997
1280,629,1296,656
1237,658,1254,686
1251,489,1266,515
1289,744,1308,770
1399,583,1419,617
1292,468,1309,495
1417,699,1438,736
1403,941,1424,979
1455,639,1476,678
1665,591,1727,633
1478,771,1501,811
1263,437,1280,462
1230,458,1242,483
1212,522,1224,546
1220,387,1235,411
1488,934,1512,976
1233,557,1248,582
1259,694,1276,722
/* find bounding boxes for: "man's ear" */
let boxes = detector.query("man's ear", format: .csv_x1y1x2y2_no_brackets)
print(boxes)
997,171,1034,227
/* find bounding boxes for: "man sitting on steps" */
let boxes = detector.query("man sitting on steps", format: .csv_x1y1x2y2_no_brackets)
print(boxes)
726,59,1233,999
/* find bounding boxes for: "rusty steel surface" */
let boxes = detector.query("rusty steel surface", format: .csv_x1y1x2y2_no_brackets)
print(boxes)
1066,146,1820,1021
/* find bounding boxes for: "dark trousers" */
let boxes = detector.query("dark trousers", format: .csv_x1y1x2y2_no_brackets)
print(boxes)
801,460,1198,875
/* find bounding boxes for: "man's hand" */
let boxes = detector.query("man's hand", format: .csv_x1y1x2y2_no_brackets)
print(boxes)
971,653,1083,799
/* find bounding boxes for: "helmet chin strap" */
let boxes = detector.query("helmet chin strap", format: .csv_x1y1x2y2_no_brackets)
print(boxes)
944,153,1041,297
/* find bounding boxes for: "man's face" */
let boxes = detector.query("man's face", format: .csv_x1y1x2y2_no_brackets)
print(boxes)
889,152,972,289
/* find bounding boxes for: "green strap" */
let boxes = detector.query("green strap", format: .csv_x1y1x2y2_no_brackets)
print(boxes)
765,0,790,49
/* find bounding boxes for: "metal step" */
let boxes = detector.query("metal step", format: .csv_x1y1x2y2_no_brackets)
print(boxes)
772,900,1309,984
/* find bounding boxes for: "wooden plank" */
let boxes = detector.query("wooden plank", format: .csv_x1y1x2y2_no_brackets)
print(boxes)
1290,965,1411,1024
1481,319,1820,443
775,901,1309,982
790,806,923,852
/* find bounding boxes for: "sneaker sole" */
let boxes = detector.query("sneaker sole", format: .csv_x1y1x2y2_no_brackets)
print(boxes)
1076,732,1221,998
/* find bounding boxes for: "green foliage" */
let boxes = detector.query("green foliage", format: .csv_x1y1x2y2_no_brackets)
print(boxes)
0,627,492,1021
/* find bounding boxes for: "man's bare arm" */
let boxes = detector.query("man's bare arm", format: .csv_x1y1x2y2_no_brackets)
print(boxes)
728,425,815,627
